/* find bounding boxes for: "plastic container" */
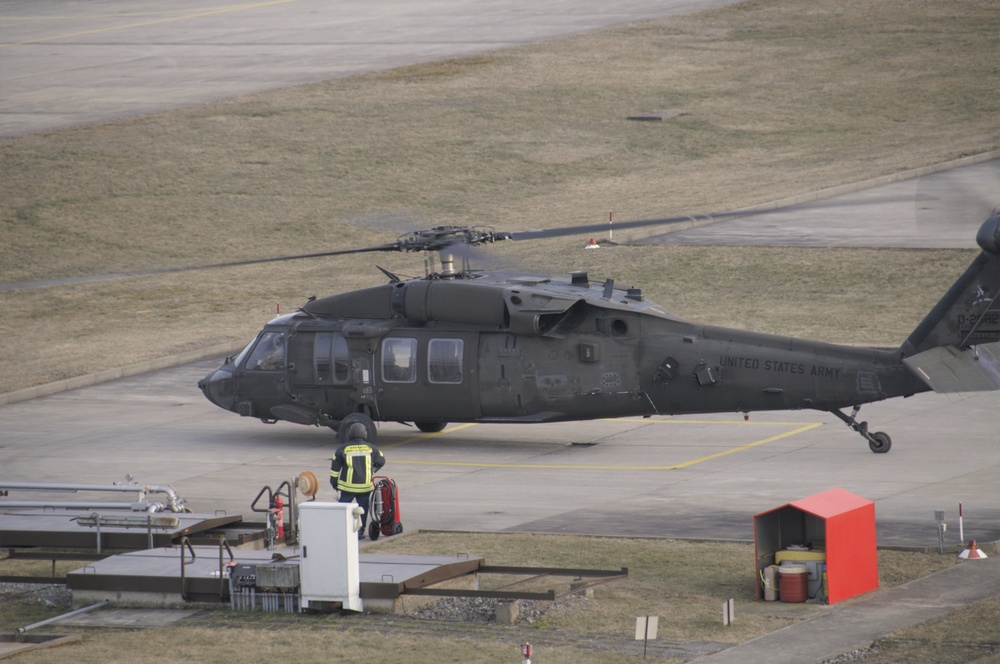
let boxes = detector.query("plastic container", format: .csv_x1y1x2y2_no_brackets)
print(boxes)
779,564,808,603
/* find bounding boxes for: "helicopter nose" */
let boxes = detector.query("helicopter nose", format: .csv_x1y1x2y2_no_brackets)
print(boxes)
199,365,237,411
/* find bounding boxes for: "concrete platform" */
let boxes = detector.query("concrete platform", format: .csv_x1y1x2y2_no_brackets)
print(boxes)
66,546,484,611
0,511,247,551
0,633,81,660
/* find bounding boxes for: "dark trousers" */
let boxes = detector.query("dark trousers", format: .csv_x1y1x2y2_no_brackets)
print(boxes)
338,489,372,532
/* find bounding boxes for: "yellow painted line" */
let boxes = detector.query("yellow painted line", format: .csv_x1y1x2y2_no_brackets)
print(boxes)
378,422,479,450
0,0,295,48
666,422,823,469
601,417,821,426
387,421,824,470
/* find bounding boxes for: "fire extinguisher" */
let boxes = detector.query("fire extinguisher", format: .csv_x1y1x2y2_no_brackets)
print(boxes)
521,643,532,663
271,494,284,541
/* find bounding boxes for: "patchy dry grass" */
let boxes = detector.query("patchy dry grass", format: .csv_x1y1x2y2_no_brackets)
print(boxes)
844,594,1000,663
0,534,962,664
1,0,998,394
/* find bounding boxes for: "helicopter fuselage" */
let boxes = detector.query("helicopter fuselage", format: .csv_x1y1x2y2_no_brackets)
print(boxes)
197,215,1000,452
199,269,929,436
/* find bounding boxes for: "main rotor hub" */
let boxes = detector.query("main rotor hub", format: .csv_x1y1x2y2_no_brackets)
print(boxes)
396,226,511,253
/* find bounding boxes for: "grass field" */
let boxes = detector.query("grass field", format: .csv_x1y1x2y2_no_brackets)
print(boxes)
0,533,977,664
1,0,998,394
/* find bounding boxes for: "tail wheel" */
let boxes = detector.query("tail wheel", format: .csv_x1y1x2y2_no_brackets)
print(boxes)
869,432,892,453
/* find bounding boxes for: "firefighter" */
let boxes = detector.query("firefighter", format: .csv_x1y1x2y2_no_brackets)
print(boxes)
330,423,385,537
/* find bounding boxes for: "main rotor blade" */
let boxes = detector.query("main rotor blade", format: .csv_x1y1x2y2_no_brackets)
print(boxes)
139,242,404,276
0,242,404,292
508,209,752,242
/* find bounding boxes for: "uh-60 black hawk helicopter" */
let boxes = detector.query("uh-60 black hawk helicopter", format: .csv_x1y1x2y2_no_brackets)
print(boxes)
198,210,1000,453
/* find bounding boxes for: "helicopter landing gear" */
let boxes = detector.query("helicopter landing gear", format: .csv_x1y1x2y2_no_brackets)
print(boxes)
338,411,377,444
830,406,892,453
415,421,447,433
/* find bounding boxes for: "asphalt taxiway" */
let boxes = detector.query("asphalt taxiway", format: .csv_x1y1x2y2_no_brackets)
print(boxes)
638,155,1000,249
0,0,740,137
2,356,998,548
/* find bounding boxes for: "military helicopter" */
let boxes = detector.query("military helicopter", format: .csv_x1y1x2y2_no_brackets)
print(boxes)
198,211,1000,453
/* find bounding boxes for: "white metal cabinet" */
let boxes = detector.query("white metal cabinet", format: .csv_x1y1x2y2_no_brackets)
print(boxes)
298,502,363,611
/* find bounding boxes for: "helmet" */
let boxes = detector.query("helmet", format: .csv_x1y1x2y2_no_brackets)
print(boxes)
347,422,368,441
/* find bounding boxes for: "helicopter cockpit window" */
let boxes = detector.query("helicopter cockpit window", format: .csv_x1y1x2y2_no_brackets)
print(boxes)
381,338,417,383
246,331,285,371
428,338,463,384
233,339,255,368
315,332,350,384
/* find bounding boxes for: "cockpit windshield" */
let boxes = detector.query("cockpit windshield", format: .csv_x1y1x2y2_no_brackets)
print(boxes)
233,339,255,368
245,331,286,371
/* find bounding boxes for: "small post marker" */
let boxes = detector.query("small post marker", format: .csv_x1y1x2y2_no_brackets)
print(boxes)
935,510,947,554
635,615,658,659
722,598,735,626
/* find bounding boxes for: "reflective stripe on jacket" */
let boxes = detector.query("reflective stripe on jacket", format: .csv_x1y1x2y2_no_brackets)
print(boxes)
330,442,384,493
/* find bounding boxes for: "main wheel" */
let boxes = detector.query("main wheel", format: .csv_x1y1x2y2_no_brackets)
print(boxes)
338,412,377,444
868,432,892,454
415,421,447,433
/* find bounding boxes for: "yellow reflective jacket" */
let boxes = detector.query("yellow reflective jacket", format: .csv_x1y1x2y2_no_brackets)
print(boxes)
330,441,385,493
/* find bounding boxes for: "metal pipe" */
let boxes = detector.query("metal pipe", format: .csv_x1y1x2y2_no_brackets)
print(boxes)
0,481,184,512
0,501,156,511
15,600,110,635
1,482,145,493
74,514,180,528
142,486,183,512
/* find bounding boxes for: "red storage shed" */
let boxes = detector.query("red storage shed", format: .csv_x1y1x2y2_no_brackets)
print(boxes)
754,487,878,604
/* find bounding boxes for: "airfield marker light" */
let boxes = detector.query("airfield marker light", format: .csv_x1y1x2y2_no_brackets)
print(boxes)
743,411,749,421
276,302,280,314
609,210,613,243
960,539,988,559
935,510,946,554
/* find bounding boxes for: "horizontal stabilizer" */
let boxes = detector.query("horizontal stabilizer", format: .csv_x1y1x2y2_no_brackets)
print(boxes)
903,342,1000,393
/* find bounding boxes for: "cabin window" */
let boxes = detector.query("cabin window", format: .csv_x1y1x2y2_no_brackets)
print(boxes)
315,332,350,384
428,339,464,384
382,338,417,383
246,331,285,372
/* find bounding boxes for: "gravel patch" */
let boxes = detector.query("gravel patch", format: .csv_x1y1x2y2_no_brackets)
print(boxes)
822,646,881,663
412,593,589,625
0,582,73,609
